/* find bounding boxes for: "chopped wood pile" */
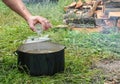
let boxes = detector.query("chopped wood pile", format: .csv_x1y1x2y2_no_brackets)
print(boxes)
63,0,103,28
63,0,120,32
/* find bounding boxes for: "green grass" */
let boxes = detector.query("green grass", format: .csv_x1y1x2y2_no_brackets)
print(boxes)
0,0,120,84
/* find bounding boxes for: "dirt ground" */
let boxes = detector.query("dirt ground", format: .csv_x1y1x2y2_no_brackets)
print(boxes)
94,59,120,84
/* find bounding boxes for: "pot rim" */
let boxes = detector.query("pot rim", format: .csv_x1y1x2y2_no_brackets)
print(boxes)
17,42,66,54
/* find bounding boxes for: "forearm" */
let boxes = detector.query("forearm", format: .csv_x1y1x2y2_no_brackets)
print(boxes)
2,0,51,31
2,0,32,21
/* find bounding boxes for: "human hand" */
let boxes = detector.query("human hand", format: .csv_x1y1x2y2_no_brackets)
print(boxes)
27,16,52,31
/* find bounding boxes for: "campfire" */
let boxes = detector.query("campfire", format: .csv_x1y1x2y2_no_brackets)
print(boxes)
63,0,120,33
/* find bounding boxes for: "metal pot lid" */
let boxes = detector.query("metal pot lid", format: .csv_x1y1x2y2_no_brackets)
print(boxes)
17,42,65,54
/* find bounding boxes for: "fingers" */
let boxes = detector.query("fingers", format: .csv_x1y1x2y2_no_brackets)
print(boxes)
28,20,36,32
27,16,52,31
37,16,52,30
43,20,52,30
30,25,36,32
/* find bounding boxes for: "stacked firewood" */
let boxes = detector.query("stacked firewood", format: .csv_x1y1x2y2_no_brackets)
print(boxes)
63,0,102,28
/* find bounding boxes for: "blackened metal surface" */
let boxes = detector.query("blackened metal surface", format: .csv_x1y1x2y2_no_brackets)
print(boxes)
17,50,65,76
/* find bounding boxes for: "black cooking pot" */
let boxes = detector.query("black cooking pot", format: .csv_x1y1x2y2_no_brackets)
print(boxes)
16,42,65,76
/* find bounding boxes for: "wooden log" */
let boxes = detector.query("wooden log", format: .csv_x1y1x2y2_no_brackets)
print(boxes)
67,2,77,8
68,23,96,28
75,0,83,9
108,12,120,18
87,0,102,18
82,5,92,9
71,27,103,33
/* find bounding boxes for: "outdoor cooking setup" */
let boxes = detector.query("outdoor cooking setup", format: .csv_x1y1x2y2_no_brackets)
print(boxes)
63,0,120,33
15,0,120,76
16,24,65,76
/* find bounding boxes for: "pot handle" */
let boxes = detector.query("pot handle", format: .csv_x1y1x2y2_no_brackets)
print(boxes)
64,46,66,49
13,51,18,56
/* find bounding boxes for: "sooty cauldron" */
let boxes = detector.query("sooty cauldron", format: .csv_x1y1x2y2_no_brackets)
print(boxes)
16,41,65,76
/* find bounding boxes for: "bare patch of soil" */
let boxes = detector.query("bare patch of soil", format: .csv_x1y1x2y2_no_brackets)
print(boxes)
94,59,120,84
